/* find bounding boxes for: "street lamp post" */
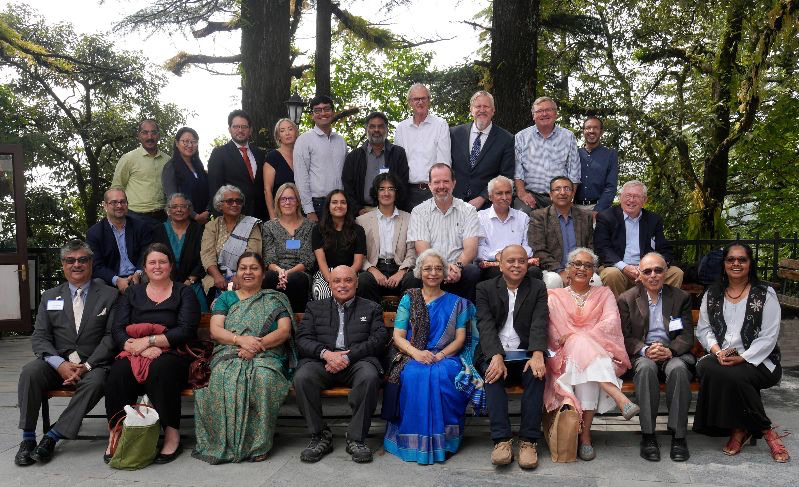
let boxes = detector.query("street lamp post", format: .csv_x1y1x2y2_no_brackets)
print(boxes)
285,91,306,125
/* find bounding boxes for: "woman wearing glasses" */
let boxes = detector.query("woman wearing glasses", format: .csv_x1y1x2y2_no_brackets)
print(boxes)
693,243,789,462
544,247,639,461
262,183,315,312
200,185,262,303
383,248,483,464
161,127,210,226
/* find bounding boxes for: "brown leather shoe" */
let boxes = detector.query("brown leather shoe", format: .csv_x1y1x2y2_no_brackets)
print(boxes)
518,440,539,469
491,439,513,465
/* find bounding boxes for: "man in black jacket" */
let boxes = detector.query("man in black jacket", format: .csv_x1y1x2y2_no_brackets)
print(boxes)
293,265,389,464
476,244,549,469
342,112,410,213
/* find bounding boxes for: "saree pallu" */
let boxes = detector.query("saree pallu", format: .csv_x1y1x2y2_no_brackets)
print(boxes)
192,290,295,464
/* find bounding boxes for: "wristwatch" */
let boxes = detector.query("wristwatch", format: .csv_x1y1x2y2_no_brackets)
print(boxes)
455,261,464,270
83,362,92,372
148,335,157,346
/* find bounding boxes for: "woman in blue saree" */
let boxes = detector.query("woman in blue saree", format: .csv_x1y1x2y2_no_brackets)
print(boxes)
383,248,484,464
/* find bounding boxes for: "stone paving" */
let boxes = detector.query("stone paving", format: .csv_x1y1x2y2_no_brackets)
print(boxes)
0,321,797,486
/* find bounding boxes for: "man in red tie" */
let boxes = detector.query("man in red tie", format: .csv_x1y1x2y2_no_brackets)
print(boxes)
207,109,267,218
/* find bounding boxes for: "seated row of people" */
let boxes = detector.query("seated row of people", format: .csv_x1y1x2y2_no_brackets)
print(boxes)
16,239,789,468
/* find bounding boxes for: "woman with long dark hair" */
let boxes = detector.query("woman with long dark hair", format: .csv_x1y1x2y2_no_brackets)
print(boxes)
693,242,789,462
161,127,210,225
310,189,366,300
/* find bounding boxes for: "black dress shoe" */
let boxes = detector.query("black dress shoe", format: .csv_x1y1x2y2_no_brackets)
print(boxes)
29,436,57,464
103,453,112,464
153,443,183,464
14,440,37,466
670,437,690,462
640,435,661,462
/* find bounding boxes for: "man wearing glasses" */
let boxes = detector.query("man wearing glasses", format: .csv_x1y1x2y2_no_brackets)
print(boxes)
594,180,683,297
112,119,168,229
294,95,348,220
86,188,152,292
513,96,580,216
618,251,695,462
395,83,452,209
207,109,267,218
15,240,119,466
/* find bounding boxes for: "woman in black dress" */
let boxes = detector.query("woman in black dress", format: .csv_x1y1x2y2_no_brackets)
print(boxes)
161,127,210,225
104,243,199,464
261,118,298,220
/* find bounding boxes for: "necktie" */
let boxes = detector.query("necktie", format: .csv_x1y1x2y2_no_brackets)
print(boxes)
73,287,84,333
239,146,254,181
469,132,483,167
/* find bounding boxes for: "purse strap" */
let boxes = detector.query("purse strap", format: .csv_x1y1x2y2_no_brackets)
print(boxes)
108,403,153,456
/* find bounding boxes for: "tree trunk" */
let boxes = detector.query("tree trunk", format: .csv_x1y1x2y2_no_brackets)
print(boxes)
315,0,332,97
240,0,291,149
490,0,540,134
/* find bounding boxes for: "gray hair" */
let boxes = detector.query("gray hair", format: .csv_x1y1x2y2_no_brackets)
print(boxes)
532,96,557,110
470,90,495,108
212,184,245,211
273,118,298,147
60,239,93,261
166,192,193,212
103,187,126,202
406,83,430,102
487,175,513,194
621,180,647,197
567,247,598,267
274,182,303,219
413,248,448,280
639,251,666,267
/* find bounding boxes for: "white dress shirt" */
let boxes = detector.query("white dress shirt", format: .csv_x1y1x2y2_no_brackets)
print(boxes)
500,288,522,351
395,113,451,184
468,122,492,152
377,208,400,260
477,206,533,261
233,140,257,178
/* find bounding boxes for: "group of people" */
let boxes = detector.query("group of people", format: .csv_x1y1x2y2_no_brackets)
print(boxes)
14,83,790,469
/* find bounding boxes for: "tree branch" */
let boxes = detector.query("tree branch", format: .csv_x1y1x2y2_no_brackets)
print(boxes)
460,20,491,32
164,52,242,75
192,18,240,38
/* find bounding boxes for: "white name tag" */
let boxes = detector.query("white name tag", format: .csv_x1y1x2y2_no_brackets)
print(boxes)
668,317,683,332
47,299,65,311
379,167,389,174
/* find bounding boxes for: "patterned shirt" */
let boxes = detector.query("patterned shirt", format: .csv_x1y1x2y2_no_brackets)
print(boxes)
514,125,580,194
407,197,484,263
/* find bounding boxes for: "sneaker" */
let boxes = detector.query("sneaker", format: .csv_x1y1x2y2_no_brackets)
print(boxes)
14,440,37,467
518,440,539,469
491,439,513,465
300,427,333,463
345,434,373,463
29,436,57,464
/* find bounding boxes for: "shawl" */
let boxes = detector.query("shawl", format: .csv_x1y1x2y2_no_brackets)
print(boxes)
387,288,430,384
218,215,260,278
116,323,169,384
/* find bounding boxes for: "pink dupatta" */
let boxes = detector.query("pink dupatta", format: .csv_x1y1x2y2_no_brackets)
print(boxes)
543,286,631,413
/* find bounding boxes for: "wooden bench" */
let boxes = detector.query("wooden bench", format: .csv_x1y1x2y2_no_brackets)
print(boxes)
777,258,799,309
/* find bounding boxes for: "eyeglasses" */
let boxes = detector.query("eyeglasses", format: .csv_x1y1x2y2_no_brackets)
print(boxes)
106,199,128,206
725,256,749,264
421,266,444,274
622,193,645,200
312,107,333,114
378,187,397,193
230,124,250,130
640,267,665,276
568,260,594,270
62,256,91,264
551,186,573,194
279,196,297,203
410,96,429,103
222,198,244,206
168,204,189,209
534,108,556,114
179,139,198,146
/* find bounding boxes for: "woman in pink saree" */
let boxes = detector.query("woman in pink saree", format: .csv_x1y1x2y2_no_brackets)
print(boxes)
544,247,639,461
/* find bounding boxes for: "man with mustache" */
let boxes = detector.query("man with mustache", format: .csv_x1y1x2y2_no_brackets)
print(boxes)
574,116,619,217
342,112,410,214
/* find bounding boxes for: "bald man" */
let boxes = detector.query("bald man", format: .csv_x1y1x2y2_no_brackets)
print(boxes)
294,266,389,464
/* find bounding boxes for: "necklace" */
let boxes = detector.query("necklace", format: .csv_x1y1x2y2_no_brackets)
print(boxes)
567,286,592,310
726,283,749,301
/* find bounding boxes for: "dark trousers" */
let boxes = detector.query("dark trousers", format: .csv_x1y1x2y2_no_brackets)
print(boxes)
406,184,432,210
513,193,551,217
404,263,481,302
356,264,417,304
482,360,545,442
17,359,108,438
105,354,189,429
128,209,167,231
264,270,311,312
631,354,695,437
293,360,382,441
479,265,543,282
311,197,327,217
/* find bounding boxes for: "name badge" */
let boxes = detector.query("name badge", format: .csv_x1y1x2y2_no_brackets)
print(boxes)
360,316,368,322
379,167,389,174
668,317,683,332
286,239,301,250
47,299,65,311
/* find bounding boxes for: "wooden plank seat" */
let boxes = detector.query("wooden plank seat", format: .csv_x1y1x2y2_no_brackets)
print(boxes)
777,259,799,309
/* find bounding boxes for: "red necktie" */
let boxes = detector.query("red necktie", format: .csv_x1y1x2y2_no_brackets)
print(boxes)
239,146,254,181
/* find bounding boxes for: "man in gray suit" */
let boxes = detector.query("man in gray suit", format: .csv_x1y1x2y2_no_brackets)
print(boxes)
15,240,119,466
618,252,695,463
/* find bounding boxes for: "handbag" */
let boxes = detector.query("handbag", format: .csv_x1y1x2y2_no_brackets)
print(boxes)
542,404,581,463
179,339,214,390
108,403,160,470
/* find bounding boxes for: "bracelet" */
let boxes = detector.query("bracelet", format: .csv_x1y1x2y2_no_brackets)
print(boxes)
232,334,238,345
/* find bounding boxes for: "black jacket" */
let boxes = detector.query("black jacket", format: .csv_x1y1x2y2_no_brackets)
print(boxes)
341,142,410,213
151,220,205,283
594,206,674,266
475,275,549,367
86,216,152,287
295,296,389,373
450,122,515,209
207,140,267,218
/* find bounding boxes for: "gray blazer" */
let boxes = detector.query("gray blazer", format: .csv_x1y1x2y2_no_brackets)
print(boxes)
31,278,119,368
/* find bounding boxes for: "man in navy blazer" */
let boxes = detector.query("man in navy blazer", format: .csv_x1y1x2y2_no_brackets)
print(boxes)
86,188,152,292
208,109,267,218
594,180,683,297
451,91,515,210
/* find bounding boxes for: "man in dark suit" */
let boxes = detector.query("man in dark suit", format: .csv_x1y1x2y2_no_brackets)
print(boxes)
618,252,694,462
476,244,548,469
293,265,389,464
451,91,515,210
594,180,683,297
207,109,267,218
15,240,118,466
86,188,152,292
530,176,597,288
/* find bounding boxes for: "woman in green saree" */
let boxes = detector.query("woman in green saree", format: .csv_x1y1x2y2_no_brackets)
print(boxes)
192,251,295,464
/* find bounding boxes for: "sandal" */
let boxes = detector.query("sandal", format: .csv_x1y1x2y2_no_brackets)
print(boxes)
722,429,752,456
763,428,790,463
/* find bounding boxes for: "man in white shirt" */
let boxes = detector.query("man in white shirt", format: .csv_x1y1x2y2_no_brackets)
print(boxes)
477,175,542,281
395,83,452,209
